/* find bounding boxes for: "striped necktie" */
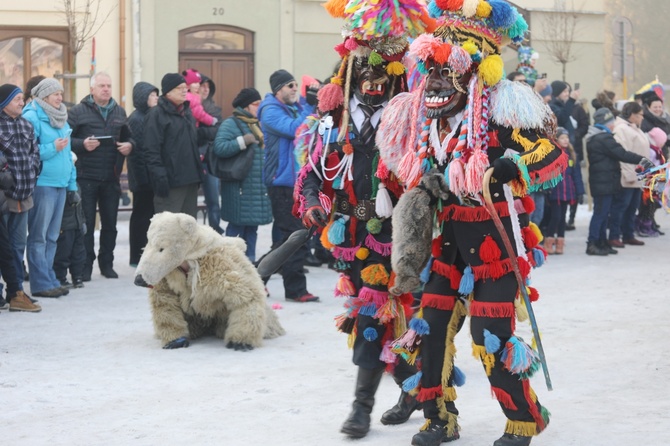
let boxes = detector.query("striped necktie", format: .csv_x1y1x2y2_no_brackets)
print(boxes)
358,103,377,145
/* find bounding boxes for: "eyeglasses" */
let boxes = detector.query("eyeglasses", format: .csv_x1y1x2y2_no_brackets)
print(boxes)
286,82,297,89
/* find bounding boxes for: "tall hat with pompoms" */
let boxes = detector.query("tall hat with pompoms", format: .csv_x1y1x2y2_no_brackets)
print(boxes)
318,0,436,140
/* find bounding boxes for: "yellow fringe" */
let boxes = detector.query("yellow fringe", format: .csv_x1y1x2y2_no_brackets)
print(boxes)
472,343,496,377
504,419,538,437
443,386,457,402
521,139,555,166
441,300,467,390
419,419,431,431
347,330,356,349
529,387,538,403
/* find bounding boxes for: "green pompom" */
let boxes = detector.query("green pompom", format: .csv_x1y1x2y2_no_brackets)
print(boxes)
368,51,384,66
366,218,382,234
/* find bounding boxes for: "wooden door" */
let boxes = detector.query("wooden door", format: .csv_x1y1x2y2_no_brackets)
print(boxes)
179,25,254,119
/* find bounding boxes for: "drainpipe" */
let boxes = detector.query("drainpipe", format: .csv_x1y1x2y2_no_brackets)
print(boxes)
132,0,141,86
119,0,126,107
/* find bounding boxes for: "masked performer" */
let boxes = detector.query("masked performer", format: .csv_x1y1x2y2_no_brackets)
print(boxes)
376,2,567,446
294,0,435,439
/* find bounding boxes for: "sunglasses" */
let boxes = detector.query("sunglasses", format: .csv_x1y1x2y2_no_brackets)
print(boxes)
285,82,297,89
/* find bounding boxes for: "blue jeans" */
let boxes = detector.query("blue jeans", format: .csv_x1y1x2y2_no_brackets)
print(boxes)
4,210,29,288
609,188,642,241
27,186,66,292
588,194,614,243
202,173,223,234
529,192,545,227
226,223,259,262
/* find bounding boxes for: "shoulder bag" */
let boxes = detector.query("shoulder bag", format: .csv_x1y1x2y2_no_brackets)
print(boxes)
206,117,255,182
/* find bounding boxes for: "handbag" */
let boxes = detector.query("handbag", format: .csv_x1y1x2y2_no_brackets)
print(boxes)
206,117,255,182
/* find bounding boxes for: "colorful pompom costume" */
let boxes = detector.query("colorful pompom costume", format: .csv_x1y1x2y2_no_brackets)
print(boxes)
293,0,436,439
375,1,567,444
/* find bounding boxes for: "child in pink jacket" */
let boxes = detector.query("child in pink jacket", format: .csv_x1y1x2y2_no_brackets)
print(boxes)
182,69,217,127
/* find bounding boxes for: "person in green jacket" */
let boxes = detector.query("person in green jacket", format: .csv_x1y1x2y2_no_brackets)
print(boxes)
213,88,272,262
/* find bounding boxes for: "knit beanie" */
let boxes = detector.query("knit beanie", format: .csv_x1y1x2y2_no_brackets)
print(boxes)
31,78,64,100
593,107,615,126
551,80,568,98
556,127,569,138
161,73,186,95
232,88,262,109
640,90,662,107
182,69,202,85
648,127,668,148
0,84,22,109
269,69,295,94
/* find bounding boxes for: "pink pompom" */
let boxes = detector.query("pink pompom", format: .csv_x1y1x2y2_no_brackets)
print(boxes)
409,34,440,61
344,37,359,51
317,83,344,113
334,42,348,58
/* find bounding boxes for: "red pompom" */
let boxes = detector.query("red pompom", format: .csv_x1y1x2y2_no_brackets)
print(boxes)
521,226,539,249
520,195,535,214
517,257,531,279
479,235,502,263
528,286,539,302
334,42,348,58
436,0,464,11
432,235,443,258
433,43,453,65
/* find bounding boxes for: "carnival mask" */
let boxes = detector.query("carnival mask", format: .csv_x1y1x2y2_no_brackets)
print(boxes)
424,62,472,119
352,57,392,107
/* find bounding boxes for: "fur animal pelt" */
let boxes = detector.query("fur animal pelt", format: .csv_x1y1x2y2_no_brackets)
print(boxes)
135,212,285,350
390,169,450,295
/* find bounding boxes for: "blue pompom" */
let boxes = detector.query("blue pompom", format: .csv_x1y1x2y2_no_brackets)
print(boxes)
409,317,430,336
358,303,378,317
327,217,346,245
417,60,429,75
420,257,433,284
363,327,378,341
402,371,423,392
452,366,466,387
532,248,545,268
488,0,516,29
458,266,475,295
484,329,502,354
332,176,342,190
428,0,443,18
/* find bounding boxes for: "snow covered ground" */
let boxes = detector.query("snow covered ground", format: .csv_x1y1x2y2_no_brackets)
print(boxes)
2,205,669,446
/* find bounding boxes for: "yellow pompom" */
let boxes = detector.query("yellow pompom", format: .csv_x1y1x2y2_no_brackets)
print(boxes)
356,247,370,260
478,54,503,86
528,222,543,243
462,40,479,55
386,61,406,76
476,0,492,18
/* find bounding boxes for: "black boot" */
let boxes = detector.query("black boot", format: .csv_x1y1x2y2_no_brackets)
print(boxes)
380,390,422,425
411,419,460,446
598,240,618,255
585,242,608,256
492,433,532,446
341,367,384,438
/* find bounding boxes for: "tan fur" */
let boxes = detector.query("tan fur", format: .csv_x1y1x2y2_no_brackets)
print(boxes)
391,169,450,295
137,212,285,348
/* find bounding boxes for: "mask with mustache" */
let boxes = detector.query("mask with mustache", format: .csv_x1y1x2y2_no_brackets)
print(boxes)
423,62,473,119
352,57,392,107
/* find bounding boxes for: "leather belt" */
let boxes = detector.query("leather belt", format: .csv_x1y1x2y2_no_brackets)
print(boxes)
336,198,377,221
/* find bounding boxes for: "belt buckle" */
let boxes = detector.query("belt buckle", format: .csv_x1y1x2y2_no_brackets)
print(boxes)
338,199,351,215
353,201,372,221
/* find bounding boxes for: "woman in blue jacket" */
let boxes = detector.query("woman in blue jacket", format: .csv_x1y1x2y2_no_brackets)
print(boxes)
546,127,585,254
22,78,77,298
213,88,272,261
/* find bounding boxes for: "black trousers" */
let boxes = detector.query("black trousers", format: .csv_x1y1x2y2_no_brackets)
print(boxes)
129,189,154,265
80,178,121,269
267,186,307,299
0,213,19,297
53,228,86,281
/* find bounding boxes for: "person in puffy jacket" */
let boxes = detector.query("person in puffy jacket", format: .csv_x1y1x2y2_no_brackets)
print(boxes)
182,69,217,127
545,127,585,254
214,88,271,261
126,81,159,266
22,78,77,297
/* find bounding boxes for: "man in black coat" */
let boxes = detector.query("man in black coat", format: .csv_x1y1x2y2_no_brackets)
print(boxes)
143,73,204,218
68,72,134,280
585,108,652,256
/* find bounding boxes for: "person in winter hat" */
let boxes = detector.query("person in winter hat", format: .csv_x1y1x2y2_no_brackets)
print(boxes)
549,80,579,142
182,68,217,127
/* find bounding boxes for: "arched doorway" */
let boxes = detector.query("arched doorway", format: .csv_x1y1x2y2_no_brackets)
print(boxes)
178,24,254,118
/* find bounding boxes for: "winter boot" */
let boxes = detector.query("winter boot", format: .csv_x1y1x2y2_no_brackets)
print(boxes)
492,433,532,446
585,242,608,256
565,219,576,231
599,240,618,254
411,418,460,446
543,237,555,255
380,390,422,425
554,238,565,254
341,367,385,438
638,220,658,238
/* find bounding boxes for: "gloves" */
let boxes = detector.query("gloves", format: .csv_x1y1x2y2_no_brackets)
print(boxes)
577,194,584,205
242,133,258,147
636,157,654,172
302,205,328,228
211,117,218,126
305,86,320,106
163,337,190,349
492,157,519,184
153,176,170,198
66,190,81,206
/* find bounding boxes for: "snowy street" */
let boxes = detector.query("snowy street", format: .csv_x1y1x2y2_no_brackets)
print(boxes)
2,206,669,446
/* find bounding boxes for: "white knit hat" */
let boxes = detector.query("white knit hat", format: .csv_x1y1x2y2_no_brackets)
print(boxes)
31,78,64,100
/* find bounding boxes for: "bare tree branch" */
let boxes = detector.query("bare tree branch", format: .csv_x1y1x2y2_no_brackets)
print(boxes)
57,0,116,55
541,0,583,80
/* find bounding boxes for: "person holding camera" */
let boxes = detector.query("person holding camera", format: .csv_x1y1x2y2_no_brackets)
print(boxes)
68,72,134,281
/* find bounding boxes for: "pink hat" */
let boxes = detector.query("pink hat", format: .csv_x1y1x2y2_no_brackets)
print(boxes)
648,127,668,148
182,69,201,85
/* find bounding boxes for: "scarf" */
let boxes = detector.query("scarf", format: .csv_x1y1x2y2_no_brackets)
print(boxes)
233,108,264,148
34,97,68,129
